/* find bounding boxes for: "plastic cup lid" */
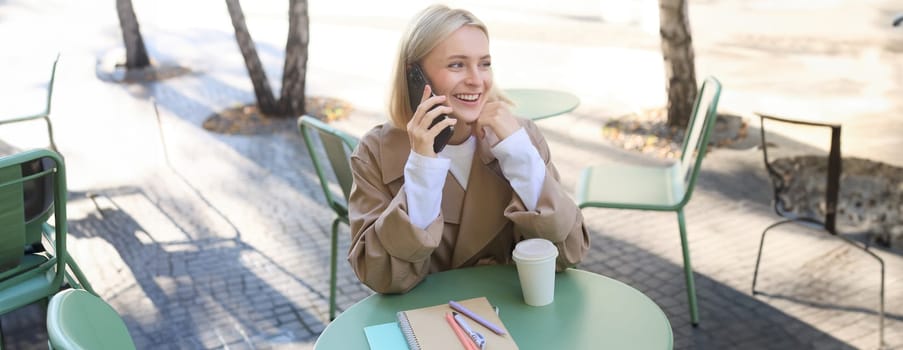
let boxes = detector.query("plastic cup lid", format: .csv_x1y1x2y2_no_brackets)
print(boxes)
513,238,558,262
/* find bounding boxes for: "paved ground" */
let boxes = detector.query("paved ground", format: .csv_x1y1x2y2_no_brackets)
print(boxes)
1,0,902,349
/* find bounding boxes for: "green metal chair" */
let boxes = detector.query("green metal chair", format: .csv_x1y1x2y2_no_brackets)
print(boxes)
0,149,96,318
298,115,359,321
575,76,722,326
0,54,60,152
0,149,133,349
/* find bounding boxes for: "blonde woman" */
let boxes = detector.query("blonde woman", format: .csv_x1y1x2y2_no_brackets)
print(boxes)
348,5,589,293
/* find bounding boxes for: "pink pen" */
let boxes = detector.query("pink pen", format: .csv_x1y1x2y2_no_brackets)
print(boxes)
453,312,486,349
448,300,507,335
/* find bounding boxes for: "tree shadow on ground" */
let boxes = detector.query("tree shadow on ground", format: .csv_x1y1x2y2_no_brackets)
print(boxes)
96,60,371,324
111,69,331,222
64,186,331,348
0,139,330,348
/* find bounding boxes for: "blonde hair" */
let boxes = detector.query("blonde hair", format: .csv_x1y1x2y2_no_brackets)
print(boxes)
387,5,509,128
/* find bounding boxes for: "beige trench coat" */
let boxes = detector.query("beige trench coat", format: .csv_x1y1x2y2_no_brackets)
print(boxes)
348,118,590,293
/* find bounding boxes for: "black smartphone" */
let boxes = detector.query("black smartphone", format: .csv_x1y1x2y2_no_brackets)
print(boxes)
406,64,453,153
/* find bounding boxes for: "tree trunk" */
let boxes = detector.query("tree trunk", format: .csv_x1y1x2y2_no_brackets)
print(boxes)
659,0,697,128
279,0,310,117
225,0,280,115
116,0,151,69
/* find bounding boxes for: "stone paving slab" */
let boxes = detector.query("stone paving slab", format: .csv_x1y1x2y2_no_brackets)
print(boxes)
1,0,902,349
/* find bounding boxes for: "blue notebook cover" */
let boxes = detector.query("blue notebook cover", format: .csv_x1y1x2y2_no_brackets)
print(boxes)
364,322,409,350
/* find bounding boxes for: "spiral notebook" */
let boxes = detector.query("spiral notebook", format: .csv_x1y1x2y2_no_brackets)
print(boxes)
395,297,518,350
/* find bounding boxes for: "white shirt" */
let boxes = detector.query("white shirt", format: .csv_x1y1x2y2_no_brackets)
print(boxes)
438,135,477,188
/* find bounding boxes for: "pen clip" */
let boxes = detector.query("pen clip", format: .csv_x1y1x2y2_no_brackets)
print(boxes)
453,312,486,350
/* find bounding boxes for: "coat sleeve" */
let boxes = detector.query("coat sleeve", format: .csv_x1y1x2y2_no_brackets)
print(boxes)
503,120,590,270
347,137,445,294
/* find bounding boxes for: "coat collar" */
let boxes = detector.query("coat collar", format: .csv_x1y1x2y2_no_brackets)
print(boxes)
376,124,410,185
376,123,498,185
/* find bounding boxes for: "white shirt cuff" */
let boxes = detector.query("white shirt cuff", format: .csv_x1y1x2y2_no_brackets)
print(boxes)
491,128,545,211
404,152,451,229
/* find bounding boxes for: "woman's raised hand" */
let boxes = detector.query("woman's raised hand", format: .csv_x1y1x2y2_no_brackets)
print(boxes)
407,85,457,157
473,101,518,143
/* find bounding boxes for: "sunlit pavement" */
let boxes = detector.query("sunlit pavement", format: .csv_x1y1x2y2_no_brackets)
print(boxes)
1,0,902,348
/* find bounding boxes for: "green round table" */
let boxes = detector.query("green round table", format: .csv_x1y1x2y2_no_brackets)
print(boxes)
505,88,580,120
314,264,672,349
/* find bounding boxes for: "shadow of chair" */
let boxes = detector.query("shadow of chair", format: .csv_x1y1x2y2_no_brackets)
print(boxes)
751,113,885,348
575,76,722,326
0,54,60,152
298,115,359,321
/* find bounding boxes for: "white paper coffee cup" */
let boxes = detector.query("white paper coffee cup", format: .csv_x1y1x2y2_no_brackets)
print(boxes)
512,238,558,306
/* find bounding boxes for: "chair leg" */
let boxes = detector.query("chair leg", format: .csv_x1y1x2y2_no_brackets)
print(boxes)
43,115,58,152
751,219,795,295
329,217,340,321
833,234,885,349
676,210,699,326
0,318,5,349
63,254,97,295
753,220,886,348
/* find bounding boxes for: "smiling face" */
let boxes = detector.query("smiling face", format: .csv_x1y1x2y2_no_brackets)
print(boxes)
420,25,492,125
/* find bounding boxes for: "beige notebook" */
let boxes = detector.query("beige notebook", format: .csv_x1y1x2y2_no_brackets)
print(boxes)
396,297,518,350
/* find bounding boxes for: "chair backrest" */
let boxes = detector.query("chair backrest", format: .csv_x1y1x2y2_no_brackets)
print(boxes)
0,164,27,271
676,76,722,206
757,113,841,233
45,53,60,116
298,115,359,218
0,149,67,288
22,158,55,245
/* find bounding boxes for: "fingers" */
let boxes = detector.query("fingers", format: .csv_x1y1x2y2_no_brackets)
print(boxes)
413,90,452,130
417,84,431,108
426,117,457,138
409,84,432,125
474,102,518,141
407,115,456,156
407,86,454,156
474,124,485,140
411,84,433,108
472,102,498,139
411,93,447,125
421,104,453,128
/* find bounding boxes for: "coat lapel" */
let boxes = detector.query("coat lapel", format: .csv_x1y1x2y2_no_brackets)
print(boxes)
440,174,464,224
451,139,512,267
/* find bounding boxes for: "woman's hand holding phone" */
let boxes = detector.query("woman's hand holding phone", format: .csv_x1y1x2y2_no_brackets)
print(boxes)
407,85,457,157
473,101,519,145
